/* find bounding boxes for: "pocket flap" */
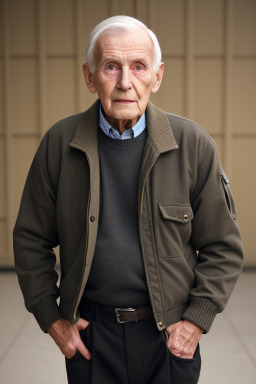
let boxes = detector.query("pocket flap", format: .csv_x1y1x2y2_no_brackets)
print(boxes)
159,204,194,223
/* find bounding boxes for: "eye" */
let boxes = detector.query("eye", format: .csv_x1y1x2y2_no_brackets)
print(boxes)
135,65,143,71
106,64,116,71
132,63,146,74
105,63,119,72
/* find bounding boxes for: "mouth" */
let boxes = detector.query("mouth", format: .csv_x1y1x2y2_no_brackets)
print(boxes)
113,99,135,104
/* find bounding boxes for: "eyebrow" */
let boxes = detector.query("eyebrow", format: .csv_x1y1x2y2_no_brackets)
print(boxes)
100,57,149,66
101,57,118,64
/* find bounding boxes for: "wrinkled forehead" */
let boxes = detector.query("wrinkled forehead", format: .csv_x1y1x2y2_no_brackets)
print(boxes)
94,27,155,63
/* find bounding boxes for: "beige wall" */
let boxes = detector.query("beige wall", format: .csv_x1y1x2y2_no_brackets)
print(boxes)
0,0,255,267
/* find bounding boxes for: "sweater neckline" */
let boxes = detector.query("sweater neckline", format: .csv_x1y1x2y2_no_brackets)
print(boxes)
98,127,147,149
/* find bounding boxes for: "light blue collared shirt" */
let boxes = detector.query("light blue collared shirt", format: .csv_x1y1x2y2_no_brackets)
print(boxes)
99,105,146,140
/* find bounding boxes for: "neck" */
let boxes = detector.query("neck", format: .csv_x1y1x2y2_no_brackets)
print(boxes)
103,111,139,134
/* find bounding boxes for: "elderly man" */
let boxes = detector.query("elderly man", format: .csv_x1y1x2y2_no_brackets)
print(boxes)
14,15,243,384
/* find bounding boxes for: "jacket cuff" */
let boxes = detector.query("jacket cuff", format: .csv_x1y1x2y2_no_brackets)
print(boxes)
31,296,63,332
182,297,219,333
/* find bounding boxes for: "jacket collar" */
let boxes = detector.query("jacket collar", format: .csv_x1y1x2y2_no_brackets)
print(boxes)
70,99,178,154
146,101,179,153
69,99,100,154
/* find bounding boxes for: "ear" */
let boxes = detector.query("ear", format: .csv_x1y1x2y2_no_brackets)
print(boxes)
152,62,164,94
82,63,97,94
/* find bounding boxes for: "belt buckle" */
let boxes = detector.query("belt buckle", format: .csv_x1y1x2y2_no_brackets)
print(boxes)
115,307,136,323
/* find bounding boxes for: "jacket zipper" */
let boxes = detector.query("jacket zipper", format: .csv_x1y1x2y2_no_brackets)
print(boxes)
139,155,160,324
71,154,91,324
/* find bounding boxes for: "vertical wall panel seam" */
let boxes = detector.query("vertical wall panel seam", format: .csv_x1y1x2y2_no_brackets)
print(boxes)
3,0,12,263
223,0,233,176
38,0,47,140
185,0,195,120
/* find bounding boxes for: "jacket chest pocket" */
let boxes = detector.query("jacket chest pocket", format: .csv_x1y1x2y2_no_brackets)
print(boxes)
159,204,194,223
156,203,194,258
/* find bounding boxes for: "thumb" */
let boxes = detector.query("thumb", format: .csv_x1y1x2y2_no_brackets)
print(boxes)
77,339,92,360
76,318,90,331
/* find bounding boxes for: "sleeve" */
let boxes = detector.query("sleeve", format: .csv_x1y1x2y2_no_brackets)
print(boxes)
182,141,244,332
13,137,63,332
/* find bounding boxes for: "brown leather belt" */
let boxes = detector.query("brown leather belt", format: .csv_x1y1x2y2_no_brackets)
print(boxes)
115,307,153,323
79,299,153,324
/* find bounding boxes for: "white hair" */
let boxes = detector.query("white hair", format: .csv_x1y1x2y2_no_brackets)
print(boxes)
86,15,162,73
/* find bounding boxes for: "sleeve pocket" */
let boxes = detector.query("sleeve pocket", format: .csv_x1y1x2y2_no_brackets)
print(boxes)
159,204,194,223
220,172,237,221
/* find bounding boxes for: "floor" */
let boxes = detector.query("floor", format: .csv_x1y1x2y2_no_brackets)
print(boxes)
0,271,255,384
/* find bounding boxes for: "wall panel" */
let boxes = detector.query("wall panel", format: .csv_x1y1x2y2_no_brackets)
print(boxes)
110,0,134,15
194,59,224,134
234,0,256,55
232,137,256,266
0,221,7,262
82,0,110,40
10,58,39,134
233,59,256,134
0,0,3,54
194,0,224,56
0,59,3,133
46,58,77,129
151,0,186,56
0,133,6,261
45,0,75,55
136,0,149,24
151,58,185,116
0,138,6,216
9,0,37,55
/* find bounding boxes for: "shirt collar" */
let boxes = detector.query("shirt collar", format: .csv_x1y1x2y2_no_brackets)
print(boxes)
99,104,146,140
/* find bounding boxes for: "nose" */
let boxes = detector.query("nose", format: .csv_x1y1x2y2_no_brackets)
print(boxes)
117,67,132,90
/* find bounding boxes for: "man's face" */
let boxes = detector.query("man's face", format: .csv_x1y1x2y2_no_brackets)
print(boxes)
83,28,164,131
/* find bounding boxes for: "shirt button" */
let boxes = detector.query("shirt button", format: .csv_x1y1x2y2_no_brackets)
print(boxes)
90,216,95,222
158,321,163,327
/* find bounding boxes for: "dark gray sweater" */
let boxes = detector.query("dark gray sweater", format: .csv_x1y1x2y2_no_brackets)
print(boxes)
83,128,150,306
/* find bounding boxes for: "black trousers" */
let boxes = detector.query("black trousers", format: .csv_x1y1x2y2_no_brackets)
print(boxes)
65,305,201,384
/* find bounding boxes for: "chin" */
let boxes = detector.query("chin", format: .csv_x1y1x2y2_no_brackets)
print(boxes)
112,107,140,120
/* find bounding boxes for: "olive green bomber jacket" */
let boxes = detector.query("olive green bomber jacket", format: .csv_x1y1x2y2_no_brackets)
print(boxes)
13,100,244,333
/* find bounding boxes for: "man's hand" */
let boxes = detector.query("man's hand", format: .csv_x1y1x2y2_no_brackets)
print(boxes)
165,320,203,359
47,318,91,360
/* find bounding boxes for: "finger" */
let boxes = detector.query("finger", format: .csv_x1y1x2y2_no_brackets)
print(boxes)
65,347,78,360
76,318,90,331
169,345,183,357
77,340,92,360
